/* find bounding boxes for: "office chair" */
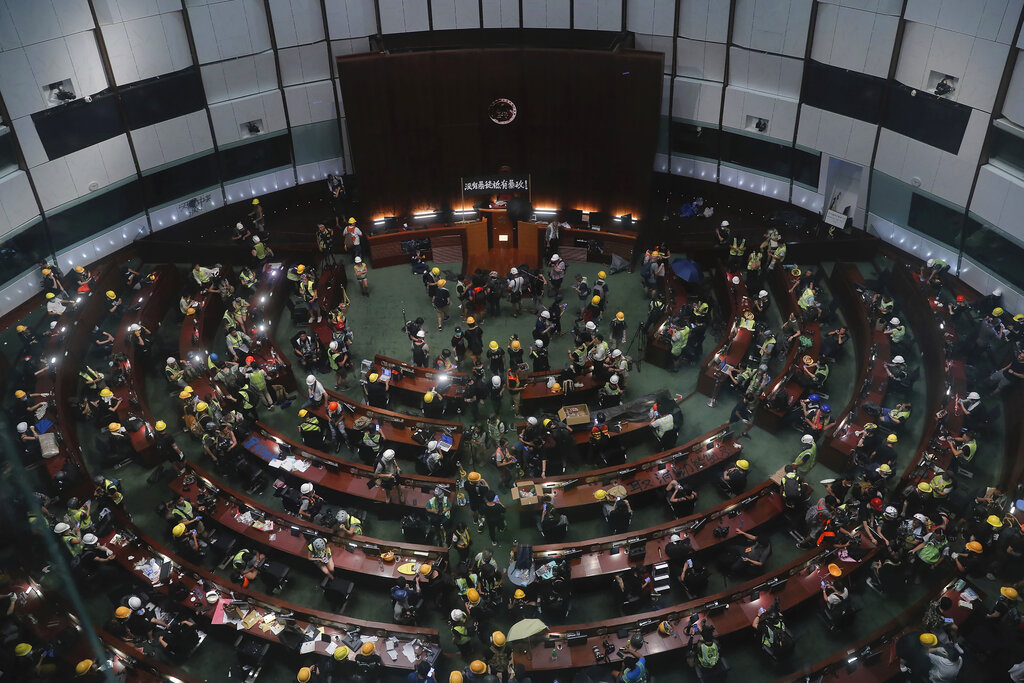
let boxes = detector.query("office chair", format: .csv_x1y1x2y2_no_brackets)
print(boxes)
321,576,354,611
233,634,270,682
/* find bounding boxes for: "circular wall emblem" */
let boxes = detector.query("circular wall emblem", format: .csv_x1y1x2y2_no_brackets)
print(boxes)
488,98,517,125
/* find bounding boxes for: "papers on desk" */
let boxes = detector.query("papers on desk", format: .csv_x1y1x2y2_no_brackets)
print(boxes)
268,456,310,473
135,558,162,584
961,587,979,602
299,640,317,654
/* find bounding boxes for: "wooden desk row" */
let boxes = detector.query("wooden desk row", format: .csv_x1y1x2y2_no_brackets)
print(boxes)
533,481,785,581
757,267,821,432
644,268,689,369
517,532,877,672
172,461,448,581
372,354,602,410
822,264,890,470
512,427,742,512
698,265,753,397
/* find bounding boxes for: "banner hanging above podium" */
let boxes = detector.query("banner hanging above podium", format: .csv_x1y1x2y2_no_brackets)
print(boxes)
462,174,529,194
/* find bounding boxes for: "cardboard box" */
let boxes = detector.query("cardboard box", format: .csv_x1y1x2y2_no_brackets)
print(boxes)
558,404,591,427
513,482,540,506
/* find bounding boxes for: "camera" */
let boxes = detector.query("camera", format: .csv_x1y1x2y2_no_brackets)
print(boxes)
592,645,605,661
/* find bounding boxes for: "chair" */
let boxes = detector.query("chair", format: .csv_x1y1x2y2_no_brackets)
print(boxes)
321,576,354,611
234,634,270,682
259,559,290,594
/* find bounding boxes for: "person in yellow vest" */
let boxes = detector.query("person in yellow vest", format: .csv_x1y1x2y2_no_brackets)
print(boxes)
728,237,747,269
305,536,335,579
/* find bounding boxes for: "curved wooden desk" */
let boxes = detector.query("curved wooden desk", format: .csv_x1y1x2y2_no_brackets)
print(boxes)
172,461,448,580
698,266,753,397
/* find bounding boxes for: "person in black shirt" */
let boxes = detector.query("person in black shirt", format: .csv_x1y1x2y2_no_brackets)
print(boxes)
465,318,484,363
159,618,199,658
363,373,390,409
451,326,467,364
152,420,184,466
665,533,694,574
292,331,320,369
354,642,383,681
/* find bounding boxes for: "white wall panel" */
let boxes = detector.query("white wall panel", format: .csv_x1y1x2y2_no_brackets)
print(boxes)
202,53,278,103
326,0,378,38
0,50,44,119
268,0,325,48
481,0,519,28
32,159,78,210
0,172,39,236
573,0,597,29
970,164,1012,226
722,87,798,140
103,12,192,84
675,38,726,81
53,0,97,36
812,4,899,78
279,42,330,86
209,91,287,145
797,106,878,167
678,0,728,42
728,47,802,98
5,0,65,46
0,2,21,52
1003,52,1024,126
433,0,482,29
189,0,270,62
732,0,811,57
634,34,673,74
627,0,674,37
671,77,722,124
93,0,173,24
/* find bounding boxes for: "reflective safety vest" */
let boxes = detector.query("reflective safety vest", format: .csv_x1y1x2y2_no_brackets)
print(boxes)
739,316,756,331
452,624,471,645
794,445,816,474
307,542,329,559
61,532,82,557
698,641,720,668
101,479,123,504
761,619,787,648
249,370,267,391
747,251,762,270
455,573,478,597
69,507,92,529
729,238,746,256
301,279,316,302
232,549,253,569
890,406,910,422
253,242,267,260
671,327,690,355
603,381,622,396
453,526,471,549
80,366,103,384
165,362,183,383
299,418,321,433
239,269,258,288
340,514,362,535
771,244,787,261
798,288,815,310
237,389,255,410
814,362,829,384
354,263,368,280
328,349,343,371
361,431,382,450
890,325,906,343
649,299,665,314
172,501,193,521
960,439,977,461
570,346,586,365
426,496,451,519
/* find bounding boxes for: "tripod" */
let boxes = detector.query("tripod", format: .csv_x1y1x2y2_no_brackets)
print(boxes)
624,321,647,374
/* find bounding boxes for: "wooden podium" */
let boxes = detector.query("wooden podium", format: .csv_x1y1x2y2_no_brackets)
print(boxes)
479,208,516,248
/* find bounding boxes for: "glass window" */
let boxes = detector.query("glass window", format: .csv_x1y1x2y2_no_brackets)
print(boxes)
218,133,293,184
720,129,791,179
962,218,1024,290
792,147,822,188
907,192,964,249
989,127,1024,179
45,179,145,253
291,121,342,165
142,152,220,209
0,125,18,179
0,219,49,284
670,121,720,160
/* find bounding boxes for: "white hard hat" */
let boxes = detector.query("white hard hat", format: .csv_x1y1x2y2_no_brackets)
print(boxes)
329,340,338,350
731,276,740,285
236,222,244,230
540,310,550,319
926,259,935,267
610,374,619,384
17,422,27,433
129,323,140,332
758,290,768,298
550,254,559,261
535,339,544,347
585,321,596,330
382,449,395,461
300,483,314,494
50,321,57,329
128,597,142,610
720,220,729,227
612,349,622,357
892,356,905,364
510,267,518,275
890,317,900,326
306,375,316,385
354,257,362,264
801,434,814,445
252,236,260,244
450,609,465,621
167,357,176,365
416,330,425,338
913,513,928,524
670,533,681,542
993,288,1003,297
336,510,349,523
966,392,980,401
492,375,501,387
54,522,70,534
527,417,538,425
427,440,438,451
82,533,98,545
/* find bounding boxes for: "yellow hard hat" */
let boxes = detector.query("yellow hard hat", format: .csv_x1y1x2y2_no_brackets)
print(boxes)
450,673,464,683
598,271,607,279
551,382,562,393
468,471,481,482
492,631,506,647
965,541,983,553
16,325,26,332
917,482,932,493
106,290,117,300
887,434,898,443
75,659,94,675
360,641,375,656
419,563,432,576
466,588,480,604
252,198,259,205
543,418,552,427
155,420,167,432
594,489,607,500
658,621,673,636
879,464,892,474
592,295,601,305
333,645,350,660
14,643,32,657
42,268,53,275
74,266,85,274
993,307,1004,316
108,422,121,433
987,515,1003,528
514,589,526,599
186,307,196,315
919,633,938,646
297,667,311,682
437,278,446,287
296,264,305,274
616,311,625,321
423,392,434,403
470,660,487,674
14,390,26,399
368,372,379,382
489,340,499,350
466,316,476,325
651,251,660,259
100,388,113,397
511,340,521,350
298,409,308,418
431,267,440,276
115,606,131,619
348,217,356,224
865,422,878,430
195,401,208,412
178,390,191,400
736,459,750,470
172,523,186,537
827,563,842,577
1001,586,1019,600
45,292,55,300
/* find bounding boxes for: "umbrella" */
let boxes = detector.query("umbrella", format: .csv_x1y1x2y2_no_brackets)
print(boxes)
671,258,702,283
507,618,548,642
